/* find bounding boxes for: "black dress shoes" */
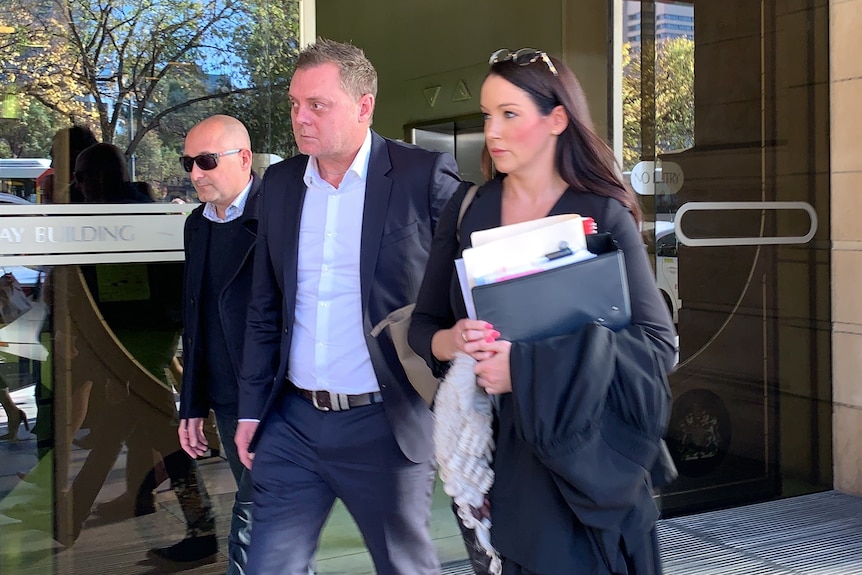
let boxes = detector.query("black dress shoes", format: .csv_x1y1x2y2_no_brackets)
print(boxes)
148,533,218,563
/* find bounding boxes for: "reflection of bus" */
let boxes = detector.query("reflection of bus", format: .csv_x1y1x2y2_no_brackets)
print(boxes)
655,220,681,323
0,158,51,202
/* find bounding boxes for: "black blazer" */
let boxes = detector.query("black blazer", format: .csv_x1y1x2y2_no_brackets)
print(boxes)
179,174,263,419
238,131,461,463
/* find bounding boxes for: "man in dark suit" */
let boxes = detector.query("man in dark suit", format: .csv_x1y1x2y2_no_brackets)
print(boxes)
235,39,461,574
172,115,262,571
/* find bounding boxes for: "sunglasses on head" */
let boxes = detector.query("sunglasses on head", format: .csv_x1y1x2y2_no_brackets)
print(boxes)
179,149,242,172
489,48,559,77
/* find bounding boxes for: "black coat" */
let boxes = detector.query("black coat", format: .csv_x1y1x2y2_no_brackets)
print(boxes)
179,174,262,419
496,324,671,574
409,176,677,573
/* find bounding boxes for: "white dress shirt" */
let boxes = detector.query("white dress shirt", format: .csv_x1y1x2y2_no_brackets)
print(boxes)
288,130,379,394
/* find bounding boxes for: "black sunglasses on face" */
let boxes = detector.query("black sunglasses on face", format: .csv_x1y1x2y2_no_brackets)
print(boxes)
179,149,242,172
489,48,559,77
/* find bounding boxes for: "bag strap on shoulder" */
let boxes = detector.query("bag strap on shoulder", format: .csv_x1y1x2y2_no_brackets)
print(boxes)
456,184,479,243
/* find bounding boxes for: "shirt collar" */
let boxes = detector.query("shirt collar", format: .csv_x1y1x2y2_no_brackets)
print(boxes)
303,129,372,189
202,177,253,223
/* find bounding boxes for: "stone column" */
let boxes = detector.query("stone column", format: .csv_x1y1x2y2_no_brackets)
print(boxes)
831,0,862,496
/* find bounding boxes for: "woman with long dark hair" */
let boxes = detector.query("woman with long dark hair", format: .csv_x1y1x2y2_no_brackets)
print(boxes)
410,49,677,574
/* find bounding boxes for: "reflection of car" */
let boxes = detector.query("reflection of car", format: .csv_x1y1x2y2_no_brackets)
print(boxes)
655,220,681,323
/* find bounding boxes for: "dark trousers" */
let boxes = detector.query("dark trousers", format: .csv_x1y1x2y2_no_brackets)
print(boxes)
246,392,439,575
213,408,253,575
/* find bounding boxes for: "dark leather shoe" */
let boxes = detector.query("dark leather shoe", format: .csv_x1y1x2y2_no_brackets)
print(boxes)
148,534,218,563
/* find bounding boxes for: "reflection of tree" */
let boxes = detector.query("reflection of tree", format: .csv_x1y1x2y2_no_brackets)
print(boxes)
0,98,66,158
1,0,298,172
222,0,300,157
622,38,694,171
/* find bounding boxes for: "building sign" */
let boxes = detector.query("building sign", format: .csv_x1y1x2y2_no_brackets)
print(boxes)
630,160,684,196
0,203,196,265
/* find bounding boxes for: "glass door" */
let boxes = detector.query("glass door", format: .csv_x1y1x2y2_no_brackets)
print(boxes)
623,0,831,515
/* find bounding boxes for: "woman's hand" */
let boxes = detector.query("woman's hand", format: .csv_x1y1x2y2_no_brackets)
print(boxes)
474,339,512,394
431,319,499,362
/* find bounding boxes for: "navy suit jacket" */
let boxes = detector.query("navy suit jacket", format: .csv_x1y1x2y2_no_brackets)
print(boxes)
179,174,263,419
239,131,461,463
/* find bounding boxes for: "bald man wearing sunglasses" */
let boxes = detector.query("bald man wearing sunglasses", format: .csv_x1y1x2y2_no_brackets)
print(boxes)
174,114,262,573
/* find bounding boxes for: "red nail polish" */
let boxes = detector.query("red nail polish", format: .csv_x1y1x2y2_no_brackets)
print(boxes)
485,336,495,343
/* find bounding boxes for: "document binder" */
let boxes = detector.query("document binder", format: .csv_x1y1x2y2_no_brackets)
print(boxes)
471,233,631,342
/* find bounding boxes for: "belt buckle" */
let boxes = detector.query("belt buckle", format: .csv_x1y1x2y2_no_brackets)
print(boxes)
310,390,331,412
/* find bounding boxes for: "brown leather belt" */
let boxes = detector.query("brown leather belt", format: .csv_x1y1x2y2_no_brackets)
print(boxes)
294,388,383,412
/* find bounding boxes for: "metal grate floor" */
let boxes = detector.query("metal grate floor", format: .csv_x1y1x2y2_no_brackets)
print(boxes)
444,491,862,575
442,559,479,574
657,490,862,574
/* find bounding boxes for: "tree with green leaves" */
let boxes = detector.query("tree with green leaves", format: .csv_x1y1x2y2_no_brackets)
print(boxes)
0,97,64,158
3,0,299,174
222,0,300,158
622,37,694,171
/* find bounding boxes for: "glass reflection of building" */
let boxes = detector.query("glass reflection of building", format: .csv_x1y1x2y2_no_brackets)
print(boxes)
2,0,860,572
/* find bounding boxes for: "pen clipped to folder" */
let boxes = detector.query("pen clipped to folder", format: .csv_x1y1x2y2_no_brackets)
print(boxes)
473,242,595,286
461,214,588,288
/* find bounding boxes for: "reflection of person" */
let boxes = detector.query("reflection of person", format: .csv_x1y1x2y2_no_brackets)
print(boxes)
409,49,678,574
177,114,261,575
0,274,33,442
0,382,29,441
31,126,98,458
73,143,153,203
67,143,217,564
42,125,98,205
235,38,461,574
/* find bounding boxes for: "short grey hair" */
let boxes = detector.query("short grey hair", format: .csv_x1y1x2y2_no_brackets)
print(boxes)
296,37,378,102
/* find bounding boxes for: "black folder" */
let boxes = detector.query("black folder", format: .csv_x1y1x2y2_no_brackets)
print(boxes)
471,233,631,342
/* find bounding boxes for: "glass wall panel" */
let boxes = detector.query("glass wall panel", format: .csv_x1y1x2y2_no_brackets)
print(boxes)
0,0,300,571
622,0,831,515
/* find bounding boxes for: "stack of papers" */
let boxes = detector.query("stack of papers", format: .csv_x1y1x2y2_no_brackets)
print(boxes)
456,215,588,319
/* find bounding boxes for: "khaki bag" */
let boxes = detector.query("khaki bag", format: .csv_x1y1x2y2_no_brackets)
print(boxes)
371,184,479,405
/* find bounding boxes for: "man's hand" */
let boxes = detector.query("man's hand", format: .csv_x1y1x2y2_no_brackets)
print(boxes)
236,420,259,470
178,417,209,458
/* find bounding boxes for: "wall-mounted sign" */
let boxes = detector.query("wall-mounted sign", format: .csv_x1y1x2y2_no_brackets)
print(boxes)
423,85,441,108
630,160,684,195
0,203,196,265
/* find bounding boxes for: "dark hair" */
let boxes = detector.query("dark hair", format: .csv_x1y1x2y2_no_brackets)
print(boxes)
49,125,99,204
481,55,642,224
75,143,151,204
50,125,98,161
68,125,98,156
